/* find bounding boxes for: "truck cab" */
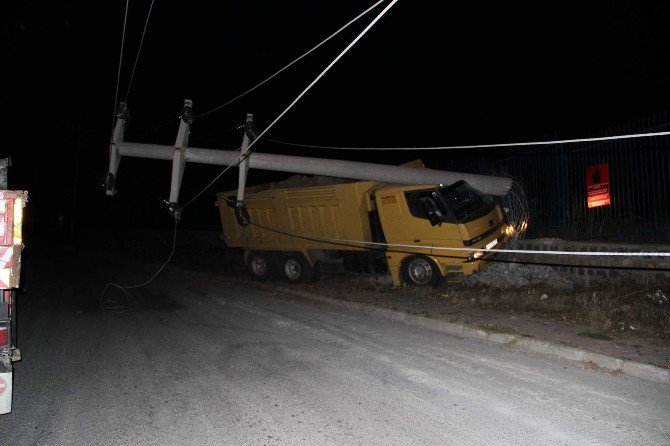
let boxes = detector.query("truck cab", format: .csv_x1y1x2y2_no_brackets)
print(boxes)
373,181,510,286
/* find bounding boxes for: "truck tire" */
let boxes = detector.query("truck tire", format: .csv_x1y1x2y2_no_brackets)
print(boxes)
280,253,318,284
401,255,441,286
247,251,279,281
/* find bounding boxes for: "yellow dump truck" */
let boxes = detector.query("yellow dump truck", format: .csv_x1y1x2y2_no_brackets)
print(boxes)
217,176,513,287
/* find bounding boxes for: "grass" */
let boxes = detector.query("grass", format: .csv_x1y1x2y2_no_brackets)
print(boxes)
321,273,670,340
403,283,670,340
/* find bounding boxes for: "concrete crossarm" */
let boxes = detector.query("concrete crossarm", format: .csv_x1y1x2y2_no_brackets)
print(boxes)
117,142,513,196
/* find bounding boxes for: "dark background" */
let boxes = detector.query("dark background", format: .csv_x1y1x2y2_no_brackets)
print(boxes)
3,0,670,238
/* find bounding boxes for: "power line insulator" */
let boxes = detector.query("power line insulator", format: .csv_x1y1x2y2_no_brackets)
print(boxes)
180,105,194,125
116,102,130,121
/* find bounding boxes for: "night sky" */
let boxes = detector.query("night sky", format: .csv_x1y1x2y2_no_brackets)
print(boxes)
4,0,670,235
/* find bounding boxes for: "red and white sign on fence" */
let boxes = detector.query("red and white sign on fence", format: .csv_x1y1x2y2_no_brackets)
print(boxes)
586,164,611,208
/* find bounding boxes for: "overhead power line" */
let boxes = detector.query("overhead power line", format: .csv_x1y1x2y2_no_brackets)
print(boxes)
181,147,241,210
125,0,156,102
265,130,670,151
111,0,131,137
134,116,180,139
190,125,241,142
195,0,388,119
182,0,401,208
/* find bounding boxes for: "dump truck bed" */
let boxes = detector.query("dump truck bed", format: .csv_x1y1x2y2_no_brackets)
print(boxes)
218,180,379,252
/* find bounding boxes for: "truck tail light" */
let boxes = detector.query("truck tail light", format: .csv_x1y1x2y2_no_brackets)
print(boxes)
0,297,8,348
0,325,8,348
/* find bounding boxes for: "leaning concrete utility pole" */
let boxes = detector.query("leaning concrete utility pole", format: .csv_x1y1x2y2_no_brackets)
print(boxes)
236,114,256,203
105,101,513,211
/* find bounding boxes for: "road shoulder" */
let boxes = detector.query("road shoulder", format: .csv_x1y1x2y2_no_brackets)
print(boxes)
225,275,670,384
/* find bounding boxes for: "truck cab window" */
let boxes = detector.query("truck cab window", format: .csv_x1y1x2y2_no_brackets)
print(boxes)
405,190,454,225
406,181,493,224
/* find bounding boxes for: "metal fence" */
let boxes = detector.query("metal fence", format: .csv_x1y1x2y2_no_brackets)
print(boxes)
431,112,670,243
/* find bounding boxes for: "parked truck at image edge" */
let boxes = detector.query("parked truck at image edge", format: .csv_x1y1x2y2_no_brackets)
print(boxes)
0,160,27,415
217,175,514,287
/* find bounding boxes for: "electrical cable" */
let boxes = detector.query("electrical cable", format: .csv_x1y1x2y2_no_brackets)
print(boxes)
181,151,243,210
248,222,670,272
264,130,670,151
500,181,529,246
103,0,395,308
133,116,180,139
181,0,400,209
111,0,131,138
195,0,388,119
127,177,170,204
190,125,242,142
124,0,156,102
100,218,179,312
247,220,670,257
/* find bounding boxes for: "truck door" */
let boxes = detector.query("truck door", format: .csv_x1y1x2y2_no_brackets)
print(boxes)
375,188,456,256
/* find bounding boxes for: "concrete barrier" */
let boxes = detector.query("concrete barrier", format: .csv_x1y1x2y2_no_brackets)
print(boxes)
514,239,670,286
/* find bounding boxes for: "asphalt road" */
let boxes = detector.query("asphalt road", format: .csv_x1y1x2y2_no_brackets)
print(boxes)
2,250,669,445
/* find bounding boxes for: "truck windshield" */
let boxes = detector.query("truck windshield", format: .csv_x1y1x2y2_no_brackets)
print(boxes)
405,181,491,224
437,181,489,221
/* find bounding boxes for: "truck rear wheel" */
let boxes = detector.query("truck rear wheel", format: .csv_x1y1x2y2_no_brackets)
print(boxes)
401,255,441,286
247,251,279,281
281,253,318,284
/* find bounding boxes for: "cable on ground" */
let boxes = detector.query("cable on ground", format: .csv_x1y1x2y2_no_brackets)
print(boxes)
100,218,179,313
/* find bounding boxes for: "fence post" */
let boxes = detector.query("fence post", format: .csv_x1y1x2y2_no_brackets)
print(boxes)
557,143,571,238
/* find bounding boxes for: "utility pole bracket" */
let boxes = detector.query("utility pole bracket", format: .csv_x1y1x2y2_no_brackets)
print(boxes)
168,99,193,217
236,113,255,204
105,102,128,196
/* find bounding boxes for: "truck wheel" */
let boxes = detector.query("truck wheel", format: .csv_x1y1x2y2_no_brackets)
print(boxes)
281,254,317,284
247,251,279,281
401,255,441,286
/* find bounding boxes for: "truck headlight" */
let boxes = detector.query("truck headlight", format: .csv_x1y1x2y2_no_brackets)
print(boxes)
467,251,484,261
505,225,515,236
